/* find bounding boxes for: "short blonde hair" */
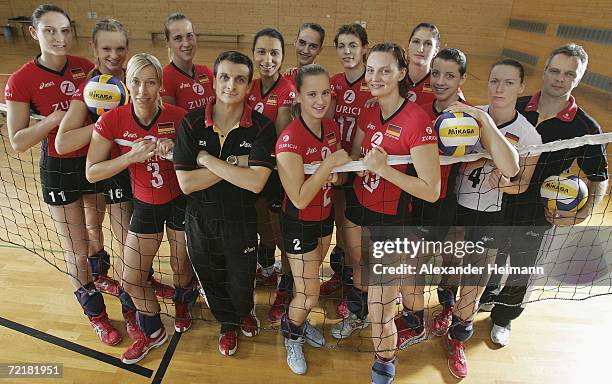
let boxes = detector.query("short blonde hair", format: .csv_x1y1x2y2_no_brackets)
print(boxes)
126,53,164,109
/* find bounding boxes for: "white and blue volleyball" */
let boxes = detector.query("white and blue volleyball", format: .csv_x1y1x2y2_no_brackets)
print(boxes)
434,111,480,156
83,74,129,116
540,173,588,212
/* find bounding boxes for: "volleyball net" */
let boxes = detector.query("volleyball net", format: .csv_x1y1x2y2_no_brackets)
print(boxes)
0,104,610,352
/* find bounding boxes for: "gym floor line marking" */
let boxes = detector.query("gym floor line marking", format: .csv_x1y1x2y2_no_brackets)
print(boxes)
151,332,182,384
0,316,154,378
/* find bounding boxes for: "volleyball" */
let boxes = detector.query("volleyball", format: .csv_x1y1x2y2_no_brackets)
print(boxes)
434,111,480,156
540,173,588,212
83,74,129,116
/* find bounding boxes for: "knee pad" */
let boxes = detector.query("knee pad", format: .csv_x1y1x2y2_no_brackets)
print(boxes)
75,284,104,317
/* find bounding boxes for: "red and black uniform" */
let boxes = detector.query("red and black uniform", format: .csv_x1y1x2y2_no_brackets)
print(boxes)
247,75,296,212
410,99,465,239
330,72,372,152
276,117,340,253
487,93,608,328
5,55,94,205
346,99,437,227
72,70,132,204
282,67,298,87
94,103,186,233
173,101,276,332
160,63,214,112
405,72,435,106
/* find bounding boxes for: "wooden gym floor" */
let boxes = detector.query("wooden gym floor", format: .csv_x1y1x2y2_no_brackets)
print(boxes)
0,37,610,383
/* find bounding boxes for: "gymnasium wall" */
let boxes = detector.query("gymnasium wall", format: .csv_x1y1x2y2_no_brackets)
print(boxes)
503,0,611,94
2,0,513,56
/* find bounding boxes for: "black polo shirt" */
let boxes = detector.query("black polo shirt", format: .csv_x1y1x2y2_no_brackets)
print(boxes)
174,100,276,220
504,92,608,226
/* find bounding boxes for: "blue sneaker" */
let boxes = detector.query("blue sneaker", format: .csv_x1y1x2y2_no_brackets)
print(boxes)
371,355,396,384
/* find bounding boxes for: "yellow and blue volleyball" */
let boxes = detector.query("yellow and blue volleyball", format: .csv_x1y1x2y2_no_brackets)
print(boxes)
83,74,129,116
434,111,480,156
540,173,588,212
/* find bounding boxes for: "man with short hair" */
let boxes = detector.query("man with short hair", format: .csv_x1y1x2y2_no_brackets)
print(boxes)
174,51,276,356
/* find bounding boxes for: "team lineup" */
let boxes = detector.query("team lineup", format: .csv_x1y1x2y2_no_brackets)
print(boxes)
3,4,608,383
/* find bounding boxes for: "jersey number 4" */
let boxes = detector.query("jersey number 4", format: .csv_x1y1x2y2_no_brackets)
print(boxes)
468,167,483,188
147,162,164,189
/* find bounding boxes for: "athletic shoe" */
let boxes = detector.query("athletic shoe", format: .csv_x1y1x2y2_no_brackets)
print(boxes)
268,290,289,322
303,320,325,347
240,312,260,337
336,294,349,318
218,330,238,356
330,312,368,339
150,277,174,299
174,302,192,333
431,306,453,336
395,316,426,349
319,272,342,296
122,309,140,340
371,355,396,384
444,332,468,379
491,322,511,346
93,274,121,296
285,336,307,375
121,327,168,365
89,310,122,346
479,302,494,312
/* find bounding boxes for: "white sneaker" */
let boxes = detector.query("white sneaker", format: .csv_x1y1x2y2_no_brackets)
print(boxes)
285,337,307,375
304,320,325,347
491,322,511,346
331,312,368,339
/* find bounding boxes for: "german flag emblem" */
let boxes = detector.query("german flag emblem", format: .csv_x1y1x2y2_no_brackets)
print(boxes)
325,131,337,146
385,124,402,139
198,74,210,83
504,132,519,145
71,67,86,79
267,95,278,106
360,81,369,92
158,122,175,134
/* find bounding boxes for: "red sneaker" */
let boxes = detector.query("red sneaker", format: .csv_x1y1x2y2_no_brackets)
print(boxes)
174,302,192,333
336,294,349,318
256,267,278,286
94,274,121,296
150,277,174,299
395,316,426,350
218,330,238,356
122,309,140,340
240,312,260,337
431,306,453,336
121,327,168,365
89,310,122,346
320,272,342,296
444,333,468,379
268,290,289,322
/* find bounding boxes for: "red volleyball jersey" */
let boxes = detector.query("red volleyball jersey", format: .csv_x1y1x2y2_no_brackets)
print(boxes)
330,72,372,152
276,117,341,221
160,63,214,112
282,67,298,87
353,99,437,215
94,103,186,204
247,76,296,122
405,72,435,106
5,55,94,157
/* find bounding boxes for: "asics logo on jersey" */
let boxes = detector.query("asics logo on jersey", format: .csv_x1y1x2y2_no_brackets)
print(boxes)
60,81,76,96
192,83,205,96
248,95,256,102
39,81,55,89
343,90,356,104
123,132,138,139
371,132,384,146
306,147,318,156
179,83,191,89
198,140,207,147
240,141,252,148
367,122,376,130
244,246,256,254
334,85,342,91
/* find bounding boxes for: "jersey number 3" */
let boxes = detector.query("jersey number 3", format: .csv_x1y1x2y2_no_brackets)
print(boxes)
147,162,164,189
